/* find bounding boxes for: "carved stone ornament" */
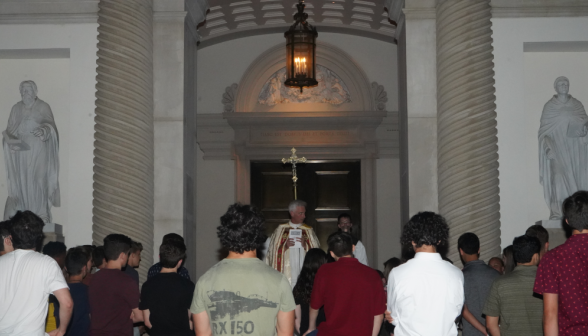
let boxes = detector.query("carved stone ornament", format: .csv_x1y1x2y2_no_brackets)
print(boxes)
371,82,388,111
258,65,351,106
222,83,238,113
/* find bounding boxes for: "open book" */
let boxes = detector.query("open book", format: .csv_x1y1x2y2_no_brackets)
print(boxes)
3,131,30,151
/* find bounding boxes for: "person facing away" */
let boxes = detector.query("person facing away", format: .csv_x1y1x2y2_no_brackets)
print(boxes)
458,232,500,336
148,233,191,280
88,233,143,336
292,248,328,335
386,212,464,336
265,199,320,287
305,231,386,336
140,240,195,336
534,190,588,336
487,257,504,275
525,224,549,260
483,235,543,336
191,203,295,336
336,213,368,266
0,210,73,336
65,247,92,336
0,220,14,256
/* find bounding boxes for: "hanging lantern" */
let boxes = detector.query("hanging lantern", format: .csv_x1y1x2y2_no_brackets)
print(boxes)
284,0,318,93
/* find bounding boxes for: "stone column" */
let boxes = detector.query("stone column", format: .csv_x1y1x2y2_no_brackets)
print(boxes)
436,0,500,262
93,0,154,282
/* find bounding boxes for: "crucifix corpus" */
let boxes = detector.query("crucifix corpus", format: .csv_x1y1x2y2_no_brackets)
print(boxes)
282,147,306,200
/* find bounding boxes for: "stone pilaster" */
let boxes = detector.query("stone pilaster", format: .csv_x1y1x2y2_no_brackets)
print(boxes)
436,0,500,262
93,0,154,282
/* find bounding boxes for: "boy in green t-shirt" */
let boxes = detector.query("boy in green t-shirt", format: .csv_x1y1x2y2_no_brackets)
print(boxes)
191,203,295,336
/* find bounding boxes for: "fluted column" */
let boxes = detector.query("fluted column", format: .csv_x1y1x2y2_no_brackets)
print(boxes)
437,0,500,263
93,0,154,282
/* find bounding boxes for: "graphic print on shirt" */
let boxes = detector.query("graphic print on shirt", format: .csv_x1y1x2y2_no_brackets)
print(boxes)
207,290,278,334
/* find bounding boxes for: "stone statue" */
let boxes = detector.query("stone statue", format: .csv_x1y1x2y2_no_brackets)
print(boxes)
3,80,60,223
539,76,588,219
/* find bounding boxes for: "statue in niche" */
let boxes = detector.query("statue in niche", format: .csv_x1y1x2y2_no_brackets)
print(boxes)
258,64,351,106
3,80,60,223
539,76,588,219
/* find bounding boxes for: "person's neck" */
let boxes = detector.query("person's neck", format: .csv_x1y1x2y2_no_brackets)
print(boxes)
572,229,588,235
160,267,178,273
105,260,124,270
414,245,437,253
68,275,84,283
227,250,257,259
334,255,353,261
462,254,479,263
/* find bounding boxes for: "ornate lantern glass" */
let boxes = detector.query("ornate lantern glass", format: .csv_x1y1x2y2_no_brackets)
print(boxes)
284,0,318,92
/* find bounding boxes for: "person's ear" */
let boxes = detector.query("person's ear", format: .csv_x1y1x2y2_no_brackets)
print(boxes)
545,242,550,252
477,248,480,255
330,251,336,259
119,252,127,261
4,236,12,247
175,259,182,269
82,265,88,277
352,245,356,253
459,248,464,256
531,253,540,265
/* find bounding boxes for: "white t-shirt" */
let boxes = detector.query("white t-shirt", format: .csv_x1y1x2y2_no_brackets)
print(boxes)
387,252,464,336
0,249,68,336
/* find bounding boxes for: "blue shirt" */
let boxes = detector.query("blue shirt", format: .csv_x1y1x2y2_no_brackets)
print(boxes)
66,283,90,336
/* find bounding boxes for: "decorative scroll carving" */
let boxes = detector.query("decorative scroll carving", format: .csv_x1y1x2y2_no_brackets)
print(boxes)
222,83,238,113
371,82,388,111
437,0,500,263
258,65,351,106
93,0,154,283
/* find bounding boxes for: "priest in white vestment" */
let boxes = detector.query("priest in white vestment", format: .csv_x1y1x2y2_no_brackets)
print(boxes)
265,200,320,287
539,76,588,219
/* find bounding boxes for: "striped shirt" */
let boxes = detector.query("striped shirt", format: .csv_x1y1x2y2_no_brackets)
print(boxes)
483,265,543,336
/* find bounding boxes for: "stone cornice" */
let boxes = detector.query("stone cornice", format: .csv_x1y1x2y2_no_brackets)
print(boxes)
491,0,588,18
196,112,399,160
0,0,98,24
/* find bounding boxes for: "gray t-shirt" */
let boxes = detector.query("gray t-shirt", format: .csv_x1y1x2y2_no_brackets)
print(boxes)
462,260,500,336
191,258,295,336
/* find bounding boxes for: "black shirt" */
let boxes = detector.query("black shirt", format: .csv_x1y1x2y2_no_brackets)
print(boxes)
139,272,195,336
295,299,326,335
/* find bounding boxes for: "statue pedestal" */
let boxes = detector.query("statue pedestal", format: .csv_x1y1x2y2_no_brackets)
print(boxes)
535,219,568,249
43,223,64,246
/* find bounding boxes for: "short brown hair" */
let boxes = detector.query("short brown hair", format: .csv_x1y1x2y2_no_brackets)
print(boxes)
130,241,143,254
525,225,549,248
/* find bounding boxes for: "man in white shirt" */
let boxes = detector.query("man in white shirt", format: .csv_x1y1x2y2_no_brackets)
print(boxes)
337,213,368,266
0,210,73,336
386,212,464,336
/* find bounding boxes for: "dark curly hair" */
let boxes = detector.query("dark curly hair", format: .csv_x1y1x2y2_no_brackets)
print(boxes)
401,212,449,248
293,248,328,304
217,203,266,254
9,211,45,250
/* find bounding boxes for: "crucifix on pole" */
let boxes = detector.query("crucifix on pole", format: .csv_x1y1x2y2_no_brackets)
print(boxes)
282,147,306,200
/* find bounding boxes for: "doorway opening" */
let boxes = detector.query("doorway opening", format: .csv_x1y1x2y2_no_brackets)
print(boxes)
250,160,361,250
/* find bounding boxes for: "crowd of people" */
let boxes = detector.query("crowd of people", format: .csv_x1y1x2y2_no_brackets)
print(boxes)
1,191,588,336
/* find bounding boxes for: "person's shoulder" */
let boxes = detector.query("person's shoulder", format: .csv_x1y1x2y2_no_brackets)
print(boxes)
301,224,314,230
